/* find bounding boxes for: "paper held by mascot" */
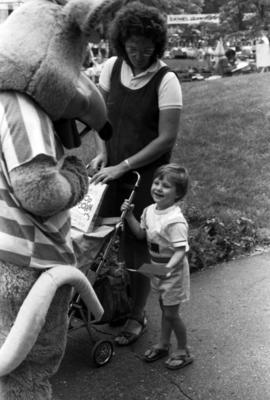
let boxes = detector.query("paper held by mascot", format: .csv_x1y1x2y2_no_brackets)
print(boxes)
0,0,116,399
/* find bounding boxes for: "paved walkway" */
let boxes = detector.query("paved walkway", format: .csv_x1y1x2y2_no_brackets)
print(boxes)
52,252,270,400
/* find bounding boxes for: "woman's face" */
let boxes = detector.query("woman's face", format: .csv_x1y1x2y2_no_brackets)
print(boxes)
124,36,155,72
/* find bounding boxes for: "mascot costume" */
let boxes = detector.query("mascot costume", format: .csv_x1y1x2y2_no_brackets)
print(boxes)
0,0,118,398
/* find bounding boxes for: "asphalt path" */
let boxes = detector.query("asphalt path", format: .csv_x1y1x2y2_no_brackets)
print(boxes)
52,252,270,400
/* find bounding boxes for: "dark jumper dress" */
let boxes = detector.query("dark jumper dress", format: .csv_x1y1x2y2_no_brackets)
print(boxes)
99,58,172,269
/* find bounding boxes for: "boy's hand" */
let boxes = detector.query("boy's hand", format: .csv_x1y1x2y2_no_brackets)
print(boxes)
120,199,134,215
156,269,172,279
164,265,173,278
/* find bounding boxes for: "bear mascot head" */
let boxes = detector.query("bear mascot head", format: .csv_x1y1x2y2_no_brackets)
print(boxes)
0,0,119,399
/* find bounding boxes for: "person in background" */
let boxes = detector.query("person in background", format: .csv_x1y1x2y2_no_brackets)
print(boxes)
99,39,108,60
91,42,99,58
90,1,182,346
121,164,193,370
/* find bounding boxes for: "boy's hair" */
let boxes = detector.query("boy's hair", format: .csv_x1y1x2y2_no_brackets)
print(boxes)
153,163,189,200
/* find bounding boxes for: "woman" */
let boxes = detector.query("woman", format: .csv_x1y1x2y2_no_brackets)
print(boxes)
91,1,183,346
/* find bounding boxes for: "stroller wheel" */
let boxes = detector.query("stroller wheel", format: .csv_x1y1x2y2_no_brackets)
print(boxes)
91,339,114,367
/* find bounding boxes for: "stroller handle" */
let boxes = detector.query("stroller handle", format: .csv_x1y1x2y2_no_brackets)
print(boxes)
118,170,141,225
94,171,141,276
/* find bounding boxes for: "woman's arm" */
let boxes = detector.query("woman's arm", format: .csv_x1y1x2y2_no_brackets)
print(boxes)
91,65,182,183
127,108,181,169
125,212,146,240
91,107,181,183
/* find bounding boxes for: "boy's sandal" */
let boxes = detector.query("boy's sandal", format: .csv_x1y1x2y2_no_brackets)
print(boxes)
114,314,147,346
165,350,194,370
143,345,170,363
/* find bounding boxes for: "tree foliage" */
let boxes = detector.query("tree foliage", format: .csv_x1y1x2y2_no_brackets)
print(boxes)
219,0,270,33
219,0,254,32
100,0,270,39
166,0,204,14
112,0,205,14
202,0,224,13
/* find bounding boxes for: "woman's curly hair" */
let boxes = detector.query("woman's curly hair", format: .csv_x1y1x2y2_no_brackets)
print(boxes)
109,1,167,63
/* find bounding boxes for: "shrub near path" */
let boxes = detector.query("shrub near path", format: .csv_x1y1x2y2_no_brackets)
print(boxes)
74,72,270,270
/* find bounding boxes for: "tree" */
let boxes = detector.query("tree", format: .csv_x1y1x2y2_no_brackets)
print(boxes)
219,0,252,32
203,0,225,13
166,0,204,14
113,0,205,14
252,0,270,28
219,0,270,33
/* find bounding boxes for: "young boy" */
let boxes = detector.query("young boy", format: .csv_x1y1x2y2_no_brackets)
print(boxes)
121,163,193,370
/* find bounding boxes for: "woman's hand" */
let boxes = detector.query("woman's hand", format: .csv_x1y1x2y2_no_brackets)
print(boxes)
88,153,107,175
91,162,129,183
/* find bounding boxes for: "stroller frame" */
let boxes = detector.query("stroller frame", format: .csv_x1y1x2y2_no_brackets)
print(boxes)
68,171,141,367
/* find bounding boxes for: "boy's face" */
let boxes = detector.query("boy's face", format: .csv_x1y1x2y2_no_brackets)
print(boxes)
151,175,178,210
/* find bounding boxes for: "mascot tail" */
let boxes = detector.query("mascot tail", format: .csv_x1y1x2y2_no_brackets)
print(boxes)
0,266,103,377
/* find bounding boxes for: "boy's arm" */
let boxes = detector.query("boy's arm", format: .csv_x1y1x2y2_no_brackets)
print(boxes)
166,246,186,270
165,221,188,272
139,247,186,278
125,212,146,240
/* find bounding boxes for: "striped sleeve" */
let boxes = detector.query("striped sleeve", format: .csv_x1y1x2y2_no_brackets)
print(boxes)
165,222,189,250
140,207,148,230
0,92,57,172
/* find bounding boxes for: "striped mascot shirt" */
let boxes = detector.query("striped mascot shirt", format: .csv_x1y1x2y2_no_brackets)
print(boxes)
0,92,76,269
140,203,189,268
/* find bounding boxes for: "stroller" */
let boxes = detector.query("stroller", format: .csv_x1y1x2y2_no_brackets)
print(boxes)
69,171,141,367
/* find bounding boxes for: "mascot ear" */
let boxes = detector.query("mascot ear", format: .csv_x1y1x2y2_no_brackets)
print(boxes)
64,0,106,43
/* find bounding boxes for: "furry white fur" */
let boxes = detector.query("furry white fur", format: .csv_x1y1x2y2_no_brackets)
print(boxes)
0,0,115,399
0,0,107,122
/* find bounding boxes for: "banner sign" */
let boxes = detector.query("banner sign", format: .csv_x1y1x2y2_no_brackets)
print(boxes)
167,14,220,25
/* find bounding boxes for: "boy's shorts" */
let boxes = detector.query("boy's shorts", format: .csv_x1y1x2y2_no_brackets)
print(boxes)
151,258,190,306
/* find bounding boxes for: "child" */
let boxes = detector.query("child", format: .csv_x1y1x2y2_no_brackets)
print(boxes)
121,163,193,370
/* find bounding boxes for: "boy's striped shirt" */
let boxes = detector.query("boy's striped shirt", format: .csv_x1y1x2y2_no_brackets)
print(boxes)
0,92,76,269
141,203,189,267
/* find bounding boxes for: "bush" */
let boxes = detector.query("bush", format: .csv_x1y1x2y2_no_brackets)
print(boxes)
185,207,259,271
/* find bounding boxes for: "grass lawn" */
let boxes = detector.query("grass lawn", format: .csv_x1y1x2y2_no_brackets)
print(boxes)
74,71,270,268
164,57,209,72
175,72,270,229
